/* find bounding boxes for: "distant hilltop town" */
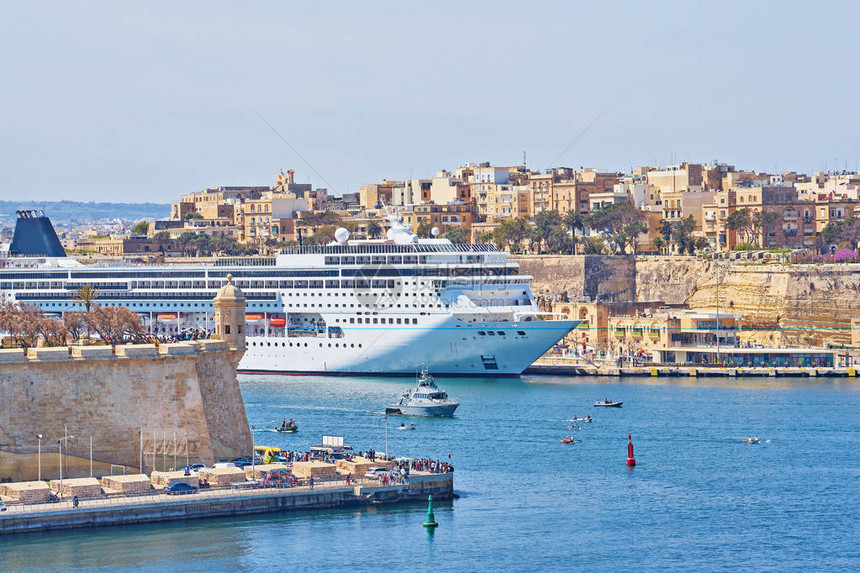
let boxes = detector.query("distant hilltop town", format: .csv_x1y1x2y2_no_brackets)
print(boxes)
23,162,860,259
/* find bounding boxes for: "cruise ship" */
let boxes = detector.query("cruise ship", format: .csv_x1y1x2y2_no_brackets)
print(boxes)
0,210,579,376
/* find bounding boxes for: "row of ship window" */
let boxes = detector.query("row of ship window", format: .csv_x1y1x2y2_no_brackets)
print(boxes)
478,331,528,336
247,341,364,349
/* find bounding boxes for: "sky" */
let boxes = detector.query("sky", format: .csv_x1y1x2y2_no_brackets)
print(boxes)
1,0,858,203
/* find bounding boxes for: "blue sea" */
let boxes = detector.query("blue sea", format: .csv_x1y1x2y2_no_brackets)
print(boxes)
1,375,858,572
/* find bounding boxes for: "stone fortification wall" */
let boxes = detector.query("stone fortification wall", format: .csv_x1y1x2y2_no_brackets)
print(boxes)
514,255,636,302
0,342,251,482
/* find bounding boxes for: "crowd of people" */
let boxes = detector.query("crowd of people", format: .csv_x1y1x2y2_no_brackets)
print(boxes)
410,457,454,474
145,329,212,344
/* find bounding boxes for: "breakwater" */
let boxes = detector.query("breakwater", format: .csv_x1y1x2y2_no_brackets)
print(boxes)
0,473,453,534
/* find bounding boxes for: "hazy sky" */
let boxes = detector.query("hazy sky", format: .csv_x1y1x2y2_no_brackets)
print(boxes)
2,1,858,203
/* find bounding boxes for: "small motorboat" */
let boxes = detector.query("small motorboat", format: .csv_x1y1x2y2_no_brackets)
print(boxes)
743,436,761,444
396,423,416,431
568,416,592,423
560,436,577,444
275,419,298,433
385,366,459,417
594,399,622,408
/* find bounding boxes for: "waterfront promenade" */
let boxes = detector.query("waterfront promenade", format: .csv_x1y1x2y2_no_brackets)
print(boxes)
528,356,858,378
0,472,452,534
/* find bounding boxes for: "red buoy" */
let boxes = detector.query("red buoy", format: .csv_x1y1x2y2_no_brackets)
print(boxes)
626,434,636,467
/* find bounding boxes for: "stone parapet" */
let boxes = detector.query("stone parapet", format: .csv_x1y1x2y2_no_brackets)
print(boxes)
113,345,159,358
158,343,198,356
0,349,28,363
196,340,228,352
26,347,69,361
71,346,115,360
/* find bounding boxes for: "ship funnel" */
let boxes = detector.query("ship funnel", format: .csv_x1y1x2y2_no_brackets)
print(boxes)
9,210,66,257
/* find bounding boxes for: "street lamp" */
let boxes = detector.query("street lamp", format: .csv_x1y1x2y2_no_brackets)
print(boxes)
57,434,75,500
251,425,256,480
37,434,42,481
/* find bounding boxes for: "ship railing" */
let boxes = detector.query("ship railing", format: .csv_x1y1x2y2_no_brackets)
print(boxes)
278,243,498,255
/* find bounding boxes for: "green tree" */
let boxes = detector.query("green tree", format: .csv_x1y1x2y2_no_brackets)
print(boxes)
669,215,697,255
416,220,434,238
182,212,203,220
563,210,586,254
533,210,563,254
131,221,149,236
727,208,753,245
821,217,860,251
493,218,530,252
366,220,383,239
444,227,469,243
587,203,646,254
473,230,493,244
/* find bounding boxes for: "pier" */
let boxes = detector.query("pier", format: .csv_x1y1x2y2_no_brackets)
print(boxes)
0,472,453,534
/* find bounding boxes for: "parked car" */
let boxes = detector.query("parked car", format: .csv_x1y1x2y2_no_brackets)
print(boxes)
0,500,6,511
364,467,388,480
187,463,207,474
212,462,237,469
164,482,199,495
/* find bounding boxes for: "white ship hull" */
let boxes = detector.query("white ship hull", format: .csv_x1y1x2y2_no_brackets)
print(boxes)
238,317,579,376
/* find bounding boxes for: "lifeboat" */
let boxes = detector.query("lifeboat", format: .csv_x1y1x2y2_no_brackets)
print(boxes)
269,317,286,328
157,313,179,321
245,313,265,323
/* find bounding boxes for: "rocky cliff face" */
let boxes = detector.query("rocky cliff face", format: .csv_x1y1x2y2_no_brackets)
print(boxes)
522,253,860,348
686,264,860,347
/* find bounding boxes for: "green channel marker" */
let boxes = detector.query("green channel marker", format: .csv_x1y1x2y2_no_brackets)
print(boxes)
423,494,438,528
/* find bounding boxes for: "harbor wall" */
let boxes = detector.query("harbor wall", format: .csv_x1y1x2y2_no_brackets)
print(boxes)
0,474,454,534
0,343,251,482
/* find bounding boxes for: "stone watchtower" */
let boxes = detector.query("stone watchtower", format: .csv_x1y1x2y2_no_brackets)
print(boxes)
212,274,246,350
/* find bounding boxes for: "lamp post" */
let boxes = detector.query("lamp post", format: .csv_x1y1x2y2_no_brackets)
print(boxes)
37,434,42,481
57,434,75,500
251,425,256,480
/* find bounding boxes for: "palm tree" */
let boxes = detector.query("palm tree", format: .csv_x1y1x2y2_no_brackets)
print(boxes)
75,285,99,313
366,220,383,239
75,285,99,340
563,210,585,254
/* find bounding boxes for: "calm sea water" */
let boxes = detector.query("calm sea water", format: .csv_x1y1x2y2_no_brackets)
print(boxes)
1,375,858,572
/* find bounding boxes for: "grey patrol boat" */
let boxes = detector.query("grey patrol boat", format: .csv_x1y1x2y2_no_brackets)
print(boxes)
386,366,459,417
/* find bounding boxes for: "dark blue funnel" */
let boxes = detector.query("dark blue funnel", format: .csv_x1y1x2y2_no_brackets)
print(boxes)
9,210,66,257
